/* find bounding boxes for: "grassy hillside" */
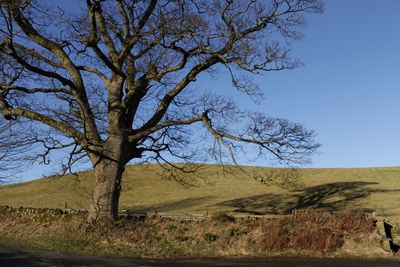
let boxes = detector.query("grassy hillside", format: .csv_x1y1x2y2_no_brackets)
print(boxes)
1,164,400,221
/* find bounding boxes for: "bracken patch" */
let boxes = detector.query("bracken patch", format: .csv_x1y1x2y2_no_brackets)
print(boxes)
257,208,375,253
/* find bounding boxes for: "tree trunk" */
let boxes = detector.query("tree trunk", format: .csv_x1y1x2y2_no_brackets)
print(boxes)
87,157,125,223
87,97,130,223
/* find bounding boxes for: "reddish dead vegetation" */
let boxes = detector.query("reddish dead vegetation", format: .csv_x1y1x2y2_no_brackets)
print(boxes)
258,209,375,253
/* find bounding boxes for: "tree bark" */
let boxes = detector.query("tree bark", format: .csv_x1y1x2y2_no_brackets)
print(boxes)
87,157,125,223
87,138,127,223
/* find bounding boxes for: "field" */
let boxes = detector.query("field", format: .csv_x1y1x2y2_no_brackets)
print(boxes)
1,164,400,222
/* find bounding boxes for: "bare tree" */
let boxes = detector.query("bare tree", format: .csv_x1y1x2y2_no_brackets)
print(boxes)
0,0,322,223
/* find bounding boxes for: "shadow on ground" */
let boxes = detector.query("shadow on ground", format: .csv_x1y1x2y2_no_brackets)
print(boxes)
218,181,400,215
124,181,400,216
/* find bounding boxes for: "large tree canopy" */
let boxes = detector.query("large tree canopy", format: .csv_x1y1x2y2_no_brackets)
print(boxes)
0,0,322,222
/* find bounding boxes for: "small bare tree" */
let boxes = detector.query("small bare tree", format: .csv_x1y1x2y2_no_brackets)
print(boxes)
0,0,322,223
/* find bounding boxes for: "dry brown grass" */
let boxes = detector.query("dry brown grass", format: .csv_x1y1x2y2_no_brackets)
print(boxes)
0,206,379,257
1,164,400,223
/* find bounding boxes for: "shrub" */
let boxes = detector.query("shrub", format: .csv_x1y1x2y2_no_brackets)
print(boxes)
258,209,374,253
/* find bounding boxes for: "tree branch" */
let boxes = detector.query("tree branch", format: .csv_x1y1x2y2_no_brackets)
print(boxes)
1,85,72,95
8,4,101,143
1,40,75,87
1,107,86,146
119,0,158,61
129,114,204,143
138,56,221,131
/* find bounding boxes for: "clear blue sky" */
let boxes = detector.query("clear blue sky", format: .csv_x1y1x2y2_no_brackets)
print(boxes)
13,0,400,181
220,0,400,168
280,0,400,168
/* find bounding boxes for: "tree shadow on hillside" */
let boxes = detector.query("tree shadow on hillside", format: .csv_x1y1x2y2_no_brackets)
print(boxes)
125,196,212,213
218,181,400,215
